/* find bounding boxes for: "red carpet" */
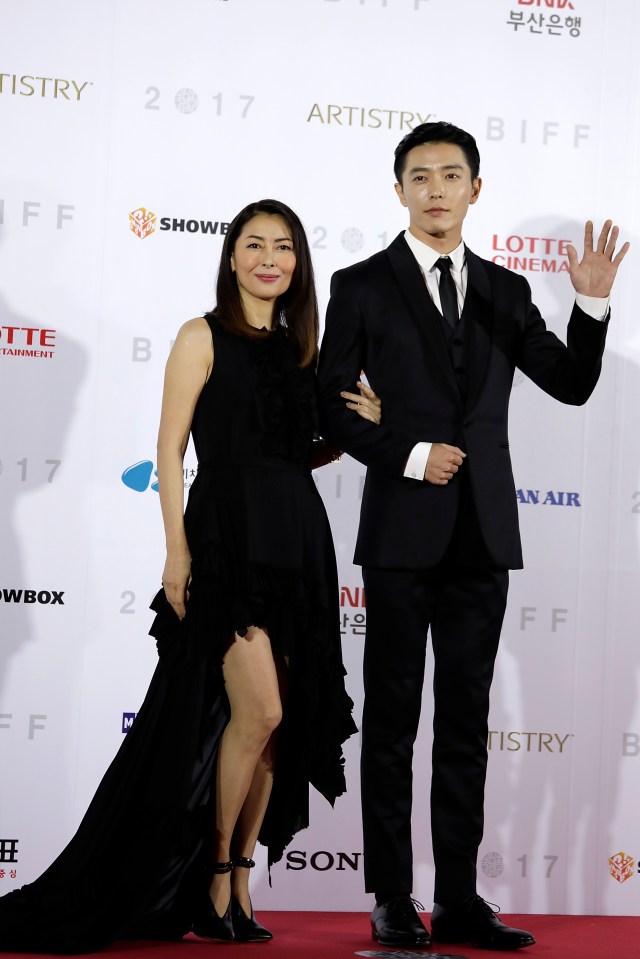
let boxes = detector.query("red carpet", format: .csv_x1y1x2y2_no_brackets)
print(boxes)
3,912,639,958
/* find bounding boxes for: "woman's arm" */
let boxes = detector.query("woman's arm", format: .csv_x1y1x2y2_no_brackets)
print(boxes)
157,317,213,618
311,379,382,470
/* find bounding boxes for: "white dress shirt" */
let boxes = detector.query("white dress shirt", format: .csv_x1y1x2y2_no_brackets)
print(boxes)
401,229,610,481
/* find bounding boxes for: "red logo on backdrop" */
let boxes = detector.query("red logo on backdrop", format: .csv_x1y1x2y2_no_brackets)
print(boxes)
340,586,366,608
491,234,571,274
518,0,575,7
0,326,56,359
608,851,635,884
339,586,366,637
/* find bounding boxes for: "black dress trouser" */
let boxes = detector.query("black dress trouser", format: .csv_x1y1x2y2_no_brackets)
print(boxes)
361,483,509,906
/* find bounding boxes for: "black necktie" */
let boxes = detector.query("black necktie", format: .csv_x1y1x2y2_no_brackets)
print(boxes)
435,257,459,329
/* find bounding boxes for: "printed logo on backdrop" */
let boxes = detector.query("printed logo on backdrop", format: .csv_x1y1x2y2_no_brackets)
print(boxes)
121,460,197,492
622,732,639,757
0,73,91,100
481,851,505,878
122,712,137,734
517,606,570,631
608,851,638,884
484,117,589,147
122,461,159,492
0,458,62,485
0,714,48,737
491,233,572,273
307,224,393,257
0,200,75,229
0,840,19,883
340,585,366,637
516,489,580,506
482,852,560,880
144,86,254,120
130,338,176,363
488,731,573,753
309,106,589,149
285,850,362,872
506,0,582,39
307,103,435,131
0,325,56,359
129,208,156,240
129,207,229,239
0,588,64,605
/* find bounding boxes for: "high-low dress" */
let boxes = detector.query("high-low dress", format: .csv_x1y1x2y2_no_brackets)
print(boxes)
0,314,356,953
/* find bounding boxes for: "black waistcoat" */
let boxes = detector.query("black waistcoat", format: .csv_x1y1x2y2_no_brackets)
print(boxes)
437,298,471,401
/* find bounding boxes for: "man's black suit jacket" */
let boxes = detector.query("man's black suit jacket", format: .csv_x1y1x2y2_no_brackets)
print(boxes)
316,232,608,571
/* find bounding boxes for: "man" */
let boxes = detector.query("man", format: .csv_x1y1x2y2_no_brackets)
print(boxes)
317,121,628,950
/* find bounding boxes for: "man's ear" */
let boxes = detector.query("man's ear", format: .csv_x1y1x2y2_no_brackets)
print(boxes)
395,181,407,207
469,177,482,205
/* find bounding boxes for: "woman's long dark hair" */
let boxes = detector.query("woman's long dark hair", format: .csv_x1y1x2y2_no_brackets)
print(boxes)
210,199,318,368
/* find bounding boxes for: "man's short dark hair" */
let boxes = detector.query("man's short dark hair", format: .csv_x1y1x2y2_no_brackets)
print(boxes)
394,121,481,184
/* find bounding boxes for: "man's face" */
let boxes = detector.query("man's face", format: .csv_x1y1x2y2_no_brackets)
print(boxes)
395,141,481,249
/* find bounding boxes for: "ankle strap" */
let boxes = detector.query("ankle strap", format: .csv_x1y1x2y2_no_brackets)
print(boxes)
211,859,233,874
233,856,255,869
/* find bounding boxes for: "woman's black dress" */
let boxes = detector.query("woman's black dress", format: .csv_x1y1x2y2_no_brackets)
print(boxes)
0,315,356,953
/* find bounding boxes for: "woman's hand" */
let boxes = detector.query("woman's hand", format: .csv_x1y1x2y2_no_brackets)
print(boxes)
162,547,192,620
341,377,382,425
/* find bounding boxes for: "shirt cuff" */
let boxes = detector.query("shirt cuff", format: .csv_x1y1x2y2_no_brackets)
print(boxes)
575,292,610,321
404,442,432,481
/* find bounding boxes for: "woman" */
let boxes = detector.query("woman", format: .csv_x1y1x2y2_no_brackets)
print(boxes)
0,199,379,952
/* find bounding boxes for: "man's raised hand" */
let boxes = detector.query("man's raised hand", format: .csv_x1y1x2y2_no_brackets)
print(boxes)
567,219,630,298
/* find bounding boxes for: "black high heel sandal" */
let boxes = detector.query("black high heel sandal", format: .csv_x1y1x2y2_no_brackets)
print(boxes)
191,859,234,942
231,856,273,942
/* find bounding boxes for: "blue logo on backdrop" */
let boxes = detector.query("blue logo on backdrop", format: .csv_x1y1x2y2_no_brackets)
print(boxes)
122,712,137,734
121,460,159,493
516,489,581,507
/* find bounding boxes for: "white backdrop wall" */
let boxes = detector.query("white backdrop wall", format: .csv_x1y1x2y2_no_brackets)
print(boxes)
1,0,639,917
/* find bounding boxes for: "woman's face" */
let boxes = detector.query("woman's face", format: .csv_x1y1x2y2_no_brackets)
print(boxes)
230,214,297,311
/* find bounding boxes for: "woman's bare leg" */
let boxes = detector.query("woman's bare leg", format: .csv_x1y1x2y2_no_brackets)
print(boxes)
229,737,276,913
209,627,282,916
230,653,287,912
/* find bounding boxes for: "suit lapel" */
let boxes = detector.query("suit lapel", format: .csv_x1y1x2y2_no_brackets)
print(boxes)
386,234,459,402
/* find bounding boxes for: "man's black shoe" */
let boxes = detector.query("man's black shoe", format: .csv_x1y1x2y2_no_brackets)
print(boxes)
431,896,535,950
371,896,431,948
